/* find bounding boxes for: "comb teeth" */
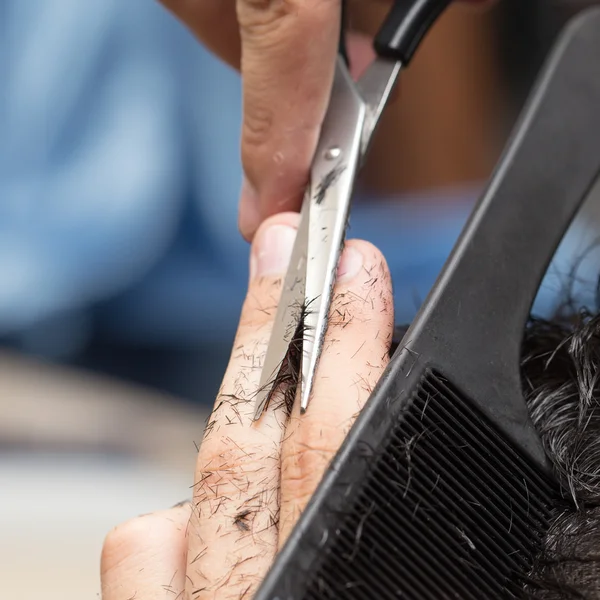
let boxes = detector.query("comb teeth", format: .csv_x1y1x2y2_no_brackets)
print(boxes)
304,371,557,600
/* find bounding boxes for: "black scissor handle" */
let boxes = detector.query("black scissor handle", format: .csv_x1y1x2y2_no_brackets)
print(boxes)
375,0,452,63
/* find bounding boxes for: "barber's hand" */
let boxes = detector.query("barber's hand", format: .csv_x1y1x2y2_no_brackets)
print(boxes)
158,0,492,240
101,211,394,598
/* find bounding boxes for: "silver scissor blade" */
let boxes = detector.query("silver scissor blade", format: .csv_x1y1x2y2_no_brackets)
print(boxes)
356,58,402,162
301,58,367,412
253,198,310,421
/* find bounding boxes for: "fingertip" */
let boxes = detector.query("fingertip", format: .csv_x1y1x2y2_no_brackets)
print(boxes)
339,239,392,286
238,212,301,330
238,174,305,242
249,212,300,280
252,211,301,242
240,132,314,235
337,244,364,283
332,239,395,342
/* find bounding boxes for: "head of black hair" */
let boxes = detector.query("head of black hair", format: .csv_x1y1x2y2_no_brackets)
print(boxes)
390,299,600,597
521,309,600,599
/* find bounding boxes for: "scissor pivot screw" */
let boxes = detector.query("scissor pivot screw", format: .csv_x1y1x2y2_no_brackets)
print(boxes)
324,146,342,160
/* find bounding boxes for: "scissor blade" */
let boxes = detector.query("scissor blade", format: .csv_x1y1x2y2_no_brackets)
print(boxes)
300,58,367,413
356,58,402,162
253,197,310,421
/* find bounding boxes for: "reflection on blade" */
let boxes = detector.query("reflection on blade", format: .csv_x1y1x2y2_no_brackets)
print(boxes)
300,58,366,412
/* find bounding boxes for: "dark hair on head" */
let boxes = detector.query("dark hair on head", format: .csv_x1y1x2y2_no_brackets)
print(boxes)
522,310,600,598
390,300,600,598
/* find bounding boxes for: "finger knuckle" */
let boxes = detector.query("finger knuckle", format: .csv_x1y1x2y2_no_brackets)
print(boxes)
242,101,276,154
204,388,255,435
282,429,340,498
101,515,155,573
281,446,330,505
241,0,337,29
194,445,279,506
240,0,299,28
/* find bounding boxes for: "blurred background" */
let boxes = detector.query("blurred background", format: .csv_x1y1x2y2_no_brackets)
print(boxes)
3,1,600,598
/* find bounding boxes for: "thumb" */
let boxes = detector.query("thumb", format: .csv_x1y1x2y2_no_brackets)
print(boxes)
237,0,341,240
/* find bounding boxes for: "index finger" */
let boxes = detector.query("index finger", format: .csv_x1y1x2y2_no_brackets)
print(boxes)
184,213,300,599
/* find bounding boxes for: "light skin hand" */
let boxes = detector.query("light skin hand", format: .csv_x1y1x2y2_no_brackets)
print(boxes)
158,0,494,240
101,211,394,598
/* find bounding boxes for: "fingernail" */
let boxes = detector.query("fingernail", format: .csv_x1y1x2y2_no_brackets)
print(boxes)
239,177,261,241
337,245,364,283
251,224,297,279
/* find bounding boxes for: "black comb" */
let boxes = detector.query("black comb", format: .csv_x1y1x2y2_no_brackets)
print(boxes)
255,8,600,600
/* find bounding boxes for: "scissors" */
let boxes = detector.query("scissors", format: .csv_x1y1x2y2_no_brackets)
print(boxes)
253,0,453,420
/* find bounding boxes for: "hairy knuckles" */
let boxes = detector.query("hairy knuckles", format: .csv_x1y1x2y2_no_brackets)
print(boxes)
194,449,279,501
281,442,338,494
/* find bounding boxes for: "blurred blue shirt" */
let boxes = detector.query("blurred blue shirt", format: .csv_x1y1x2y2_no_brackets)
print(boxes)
1,0,246,354
2,0,598,361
